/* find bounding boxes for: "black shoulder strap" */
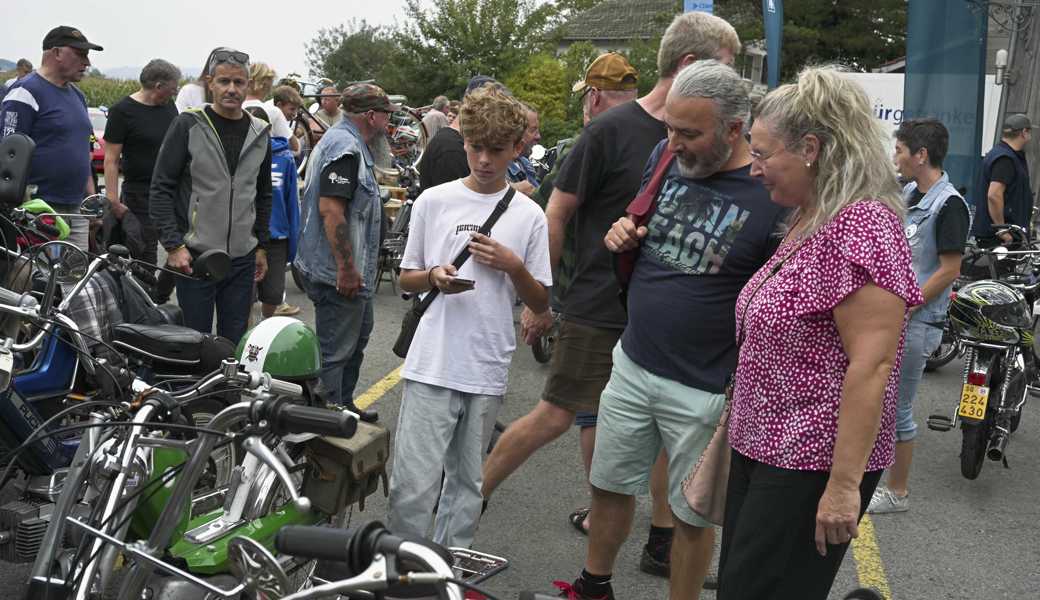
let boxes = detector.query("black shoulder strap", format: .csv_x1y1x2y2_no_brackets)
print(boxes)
415,187,517,315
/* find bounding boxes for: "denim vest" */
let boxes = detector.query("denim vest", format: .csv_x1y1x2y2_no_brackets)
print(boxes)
904,173,970,323
293,119,382,297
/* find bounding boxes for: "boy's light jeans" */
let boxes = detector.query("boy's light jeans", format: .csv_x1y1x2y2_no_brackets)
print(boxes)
387,379,502,548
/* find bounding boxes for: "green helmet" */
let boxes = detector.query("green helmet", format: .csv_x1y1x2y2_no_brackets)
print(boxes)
235,317,322,381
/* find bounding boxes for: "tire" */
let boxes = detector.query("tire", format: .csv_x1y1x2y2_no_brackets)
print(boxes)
925,328,959,372
291,263,307,293
960,419,989,479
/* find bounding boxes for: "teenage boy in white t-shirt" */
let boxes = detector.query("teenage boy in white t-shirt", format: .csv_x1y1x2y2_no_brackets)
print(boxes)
387,86,553,548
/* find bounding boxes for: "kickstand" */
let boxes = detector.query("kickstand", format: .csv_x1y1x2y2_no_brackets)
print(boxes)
1002,456,1010,469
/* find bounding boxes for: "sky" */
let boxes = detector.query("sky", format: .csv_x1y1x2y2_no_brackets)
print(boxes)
0,0,424,80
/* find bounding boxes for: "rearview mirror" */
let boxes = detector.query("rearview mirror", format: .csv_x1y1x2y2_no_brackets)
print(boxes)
79,194,107,218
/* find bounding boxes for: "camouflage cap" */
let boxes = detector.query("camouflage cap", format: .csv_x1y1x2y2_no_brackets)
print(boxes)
341,83,401,113
572,52,638,94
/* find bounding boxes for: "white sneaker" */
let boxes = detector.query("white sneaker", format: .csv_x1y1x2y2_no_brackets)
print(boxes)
867,486,909,514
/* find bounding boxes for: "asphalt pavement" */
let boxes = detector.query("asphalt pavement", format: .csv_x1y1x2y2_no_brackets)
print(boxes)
2,271,1038,599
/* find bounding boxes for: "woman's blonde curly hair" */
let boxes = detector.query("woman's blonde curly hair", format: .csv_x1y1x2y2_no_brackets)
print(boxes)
754,65,903,235
459,86,528,147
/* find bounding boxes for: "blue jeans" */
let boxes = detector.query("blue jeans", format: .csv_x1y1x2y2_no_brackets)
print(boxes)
175,251,255,345
301,275,373,405
895,319,944,442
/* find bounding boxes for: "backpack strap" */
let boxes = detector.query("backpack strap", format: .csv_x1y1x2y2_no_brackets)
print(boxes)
614,147,676,296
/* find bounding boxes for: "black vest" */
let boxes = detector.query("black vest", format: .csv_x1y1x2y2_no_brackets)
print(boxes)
971,141,1032,238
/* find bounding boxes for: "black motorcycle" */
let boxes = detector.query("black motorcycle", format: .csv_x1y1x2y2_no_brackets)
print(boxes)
928,226,1040,479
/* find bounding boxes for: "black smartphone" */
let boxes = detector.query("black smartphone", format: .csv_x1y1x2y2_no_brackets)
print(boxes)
450,277,475,288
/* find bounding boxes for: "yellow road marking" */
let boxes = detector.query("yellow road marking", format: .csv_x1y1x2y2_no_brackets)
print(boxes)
852,515,892,598
355,365,404,409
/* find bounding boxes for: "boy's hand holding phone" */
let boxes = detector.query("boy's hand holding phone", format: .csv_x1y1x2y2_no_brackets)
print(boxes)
430,264,475,294
468,233,522,275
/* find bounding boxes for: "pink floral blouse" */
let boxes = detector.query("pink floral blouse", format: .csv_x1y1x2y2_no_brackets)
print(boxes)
729,200,924,472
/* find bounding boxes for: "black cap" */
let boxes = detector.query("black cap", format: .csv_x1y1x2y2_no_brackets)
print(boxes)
465,75,497,96
42,26,103,51
1003,113,1032,132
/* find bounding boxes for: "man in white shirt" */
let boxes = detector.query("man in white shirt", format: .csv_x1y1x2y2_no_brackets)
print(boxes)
387,86,552,548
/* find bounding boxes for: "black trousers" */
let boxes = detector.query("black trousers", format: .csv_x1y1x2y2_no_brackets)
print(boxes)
121,182,159,267
718,449,883,600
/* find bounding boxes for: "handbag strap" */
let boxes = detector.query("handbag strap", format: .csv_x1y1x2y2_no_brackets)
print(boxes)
415,186,517,315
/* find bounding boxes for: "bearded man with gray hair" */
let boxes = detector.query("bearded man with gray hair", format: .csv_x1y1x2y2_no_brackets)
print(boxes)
561,59,788,600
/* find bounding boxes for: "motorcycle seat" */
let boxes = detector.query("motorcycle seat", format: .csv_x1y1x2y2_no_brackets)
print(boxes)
112,323,208,365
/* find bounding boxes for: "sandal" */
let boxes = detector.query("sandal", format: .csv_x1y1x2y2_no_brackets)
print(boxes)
568,507,590,535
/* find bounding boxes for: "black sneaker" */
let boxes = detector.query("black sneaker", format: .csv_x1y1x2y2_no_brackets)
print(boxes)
553,578,615,600
639,545,670,578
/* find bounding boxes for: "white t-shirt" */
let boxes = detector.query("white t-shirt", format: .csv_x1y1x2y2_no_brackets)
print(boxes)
175,83,206,113
400,180,552,396
242,99,293,139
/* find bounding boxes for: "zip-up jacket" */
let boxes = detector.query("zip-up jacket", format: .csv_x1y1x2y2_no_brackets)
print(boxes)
269,136,300,262
149,108,272,258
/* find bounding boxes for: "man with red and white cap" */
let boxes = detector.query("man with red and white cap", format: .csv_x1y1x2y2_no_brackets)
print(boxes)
0,26,104,251
294,83,401,422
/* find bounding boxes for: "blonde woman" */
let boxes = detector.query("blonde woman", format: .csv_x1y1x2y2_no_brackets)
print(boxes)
243,62,298,153
718,67,923,599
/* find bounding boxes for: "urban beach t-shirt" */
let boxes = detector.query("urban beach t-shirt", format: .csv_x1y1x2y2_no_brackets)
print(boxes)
103,95,178,185
400,179,553,395
553,100,667,329
0,72,92,206
621,141,787,394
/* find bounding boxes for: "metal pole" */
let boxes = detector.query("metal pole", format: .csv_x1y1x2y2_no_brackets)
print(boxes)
994,3,1021,147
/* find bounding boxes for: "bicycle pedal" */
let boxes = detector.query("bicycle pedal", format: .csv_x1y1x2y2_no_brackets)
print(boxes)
926,415,954,431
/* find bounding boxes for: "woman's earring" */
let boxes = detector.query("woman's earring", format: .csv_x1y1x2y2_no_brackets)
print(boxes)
805,162,812,168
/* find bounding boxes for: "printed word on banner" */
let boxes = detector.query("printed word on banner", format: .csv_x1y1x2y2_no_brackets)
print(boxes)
684,0,713,13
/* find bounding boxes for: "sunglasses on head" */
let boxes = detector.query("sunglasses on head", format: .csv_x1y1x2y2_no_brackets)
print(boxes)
207,49,249,74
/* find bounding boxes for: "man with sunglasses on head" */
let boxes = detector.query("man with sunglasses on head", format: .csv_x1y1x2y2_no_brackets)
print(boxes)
0,26,104,252
149,47,272,346
293,84,399,422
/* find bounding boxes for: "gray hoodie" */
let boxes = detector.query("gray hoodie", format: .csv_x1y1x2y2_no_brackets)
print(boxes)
149,107,272,258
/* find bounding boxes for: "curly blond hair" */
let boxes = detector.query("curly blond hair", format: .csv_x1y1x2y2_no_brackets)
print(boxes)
458,86,528,147
754,65,903,235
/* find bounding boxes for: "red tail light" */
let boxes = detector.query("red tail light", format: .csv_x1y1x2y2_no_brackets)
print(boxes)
967,372,988,386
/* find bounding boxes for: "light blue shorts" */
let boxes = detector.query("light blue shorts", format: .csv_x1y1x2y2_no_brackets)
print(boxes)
590,343,726,527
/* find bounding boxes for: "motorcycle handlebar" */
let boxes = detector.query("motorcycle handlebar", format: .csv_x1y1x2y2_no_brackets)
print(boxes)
275,525,357,563
269,403,358,438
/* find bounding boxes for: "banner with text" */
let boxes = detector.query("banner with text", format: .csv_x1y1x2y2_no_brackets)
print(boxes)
905,2,988,204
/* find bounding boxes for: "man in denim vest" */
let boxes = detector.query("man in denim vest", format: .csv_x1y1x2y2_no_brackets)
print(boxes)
293,84,397,422
870,118,970,514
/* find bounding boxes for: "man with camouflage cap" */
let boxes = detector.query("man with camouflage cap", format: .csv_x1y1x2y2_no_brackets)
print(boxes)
294,83,400,422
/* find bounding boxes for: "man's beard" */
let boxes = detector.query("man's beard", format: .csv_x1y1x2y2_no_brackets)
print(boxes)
675,130,733,179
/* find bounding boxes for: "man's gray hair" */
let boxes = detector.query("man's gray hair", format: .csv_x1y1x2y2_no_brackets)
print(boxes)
140,59,181,89
432,95,449,111
671,59,749,133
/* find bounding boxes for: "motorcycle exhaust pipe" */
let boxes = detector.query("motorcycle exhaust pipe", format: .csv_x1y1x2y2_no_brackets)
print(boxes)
986,430,1009,461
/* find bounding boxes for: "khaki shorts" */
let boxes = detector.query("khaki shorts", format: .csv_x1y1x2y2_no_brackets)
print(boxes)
542,320,622,413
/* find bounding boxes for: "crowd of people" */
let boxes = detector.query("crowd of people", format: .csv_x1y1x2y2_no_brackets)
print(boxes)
0,13,1035,600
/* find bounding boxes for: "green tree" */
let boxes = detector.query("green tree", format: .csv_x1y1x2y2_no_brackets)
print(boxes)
716,0,907,80
505,53,576,147
305,19,403,88
395,0,561,101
